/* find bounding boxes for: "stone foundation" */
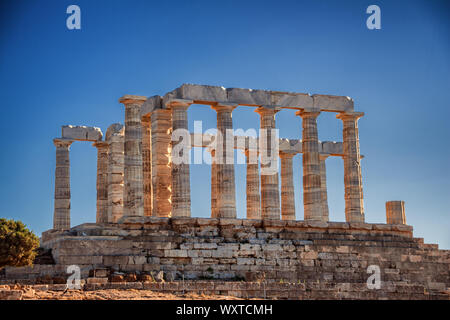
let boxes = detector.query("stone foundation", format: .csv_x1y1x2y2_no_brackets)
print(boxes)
3,218,449,299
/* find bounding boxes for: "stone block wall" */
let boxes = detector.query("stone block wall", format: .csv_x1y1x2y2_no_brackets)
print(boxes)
3,218,449,299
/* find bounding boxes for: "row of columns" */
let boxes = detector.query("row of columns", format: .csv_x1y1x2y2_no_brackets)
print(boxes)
52,97,365,229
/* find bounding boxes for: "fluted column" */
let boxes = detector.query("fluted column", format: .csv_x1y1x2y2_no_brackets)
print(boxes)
279,151,296,220
336,112,365,222
53,138,73,230
256,107,280,220
119,95,146,218
169,101,191,217
319,154,329,221
296,109,323,221
151,109,172,217
106,124,124,223
386,201,406,224
93,141,109,223
141,115,152,217
207,148,218,218
245,149,261,219
211,104,237,218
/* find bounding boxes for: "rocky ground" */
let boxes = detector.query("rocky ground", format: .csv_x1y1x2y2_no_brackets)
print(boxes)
0,284,242,300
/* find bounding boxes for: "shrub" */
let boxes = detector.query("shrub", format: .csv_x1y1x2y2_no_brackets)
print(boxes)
0,218,40,269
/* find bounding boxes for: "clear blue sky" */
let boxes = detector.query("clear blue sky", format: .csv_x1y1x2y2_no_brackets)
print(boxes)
1,0,449,248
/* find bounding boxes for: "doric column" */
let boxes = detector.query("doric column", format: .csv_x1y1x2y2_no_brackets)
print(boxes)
336,112,365,222
151,109,172,217
255,107,280,220
211,104,237,218
106,124,124,223
319,154,329,221
141,115,152,217
296,109,323,221
119,95,147,218
207,148,218,218
245,149,261,219
53,138,73,230
168,100,192,217
93,141,109,223
386,201,406,224
279,151,296,220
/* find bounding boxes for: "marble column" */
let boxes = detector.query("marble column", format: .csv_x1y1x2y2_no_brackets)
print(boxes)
211,104,237,218
169,101,192,217
141,115,152,217
279,151,296,220
256,107,281,220
119,95,146,218
151,109,172,217
106,124,124,223
319,154,330,221
208,148,218,218
336,112,365,222
297,109,324,221
53,138,73,230
245,149,261,219
386,201,406,224
93,141,109,223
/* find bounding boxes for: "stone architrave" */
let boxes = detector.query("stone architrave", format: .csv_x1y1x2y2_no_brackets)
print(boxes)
119,95,147,218
336,112,365,222
53,138,73,230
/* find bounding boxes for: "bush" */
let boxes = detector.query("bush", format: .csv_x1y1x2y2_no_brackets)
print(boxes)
0,218,40,269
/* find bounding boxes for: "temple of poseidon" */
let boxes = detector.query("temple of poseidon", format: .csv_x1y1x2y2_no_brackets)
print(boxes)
2,84,449,300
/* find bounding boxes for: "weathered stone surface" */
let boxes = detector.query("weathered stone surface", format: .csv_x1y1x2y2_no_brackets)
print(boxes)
62,125,103,141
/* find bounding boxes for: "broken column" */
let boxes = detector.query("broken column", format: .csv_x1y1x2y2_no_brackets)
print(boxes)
168,100,192,217
279,151,296,220
53,138,73,230
106,124,124,223
297,109,323,221
93,141,109,223
386,201,406,224
119,95,147,218
336,112,365,223
151,109,172,217
319,154,330,221
245,149,261,219
211,103,237,218
256,107,280,220
141,115,152,217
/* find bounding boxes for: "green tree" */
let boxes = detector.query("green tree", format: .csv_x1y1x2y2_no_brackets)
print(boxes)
0,218,40,269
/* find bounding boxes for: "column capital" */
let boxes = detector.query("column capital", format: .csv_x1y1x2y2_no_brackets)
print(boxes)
119,95,147,106
93,141,109,149
211,103,238,113
279,151,296,159
255,106,280,116
165,99,193,110
53,138,73,148
319,153,330,161
336,111,364,121
295,108,321,118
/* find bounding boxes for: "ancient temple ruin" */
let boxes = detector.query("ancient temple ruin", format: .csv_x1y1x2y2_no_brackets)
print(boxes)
4,84,448,299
